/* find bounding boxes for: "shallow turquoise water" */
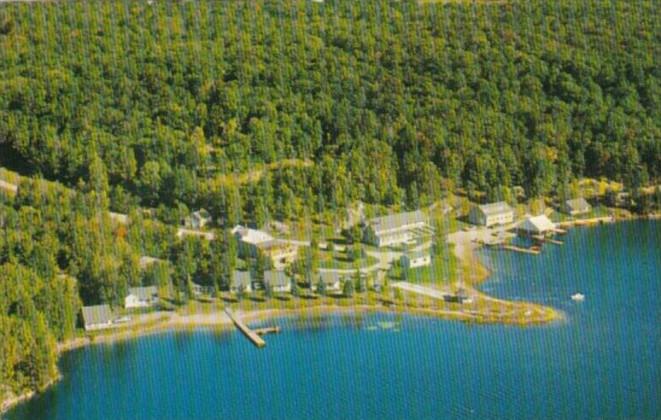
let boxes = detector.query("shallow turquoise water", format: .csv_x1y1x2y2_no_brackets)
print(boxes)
6,221,660,419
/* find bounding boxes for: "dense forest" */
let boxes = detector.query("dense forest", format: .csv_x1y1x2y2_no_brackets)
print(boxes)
0,0,659,403
0,0,658,220
0,172,239,396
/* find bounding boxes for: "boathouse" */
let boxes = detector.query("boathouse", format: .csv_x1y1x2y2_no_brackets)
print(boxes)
518,215,556,236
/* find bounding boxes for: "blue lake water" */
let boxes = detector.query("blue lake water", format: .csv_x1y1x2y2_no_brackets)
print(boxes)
6,221,660,419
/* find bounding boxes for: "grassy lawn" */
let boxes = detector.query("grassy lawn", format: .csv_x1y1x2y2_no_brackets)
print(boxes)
388,249,459,286
317,248,379,269
432,215,473,235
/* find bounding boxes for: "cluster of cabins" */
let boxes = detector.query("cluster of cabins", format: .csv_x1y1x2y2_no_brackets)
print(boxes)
80,197,595,331
466,198,593,254
224,211,437,270
468,198,592,228
80,270,350,331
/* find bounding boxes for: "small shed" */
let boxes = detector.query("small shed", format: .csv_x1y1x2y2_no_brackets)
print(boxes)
185,209,212,229
231,271,253,293
316,272,343,292
124,286,159,309
400,251,431,269
264,270,291,293
562,198,591,216
81,305,115,331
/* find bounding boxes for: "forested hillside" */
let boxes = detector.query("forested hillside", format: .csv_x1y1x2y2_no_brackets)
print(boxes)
0,0,658,222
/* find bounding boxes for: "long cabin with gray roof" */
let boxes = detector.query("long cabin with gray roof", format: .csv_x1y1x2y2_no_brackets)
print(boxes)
363,210,432,247
81,304,115,331
469,202,514,227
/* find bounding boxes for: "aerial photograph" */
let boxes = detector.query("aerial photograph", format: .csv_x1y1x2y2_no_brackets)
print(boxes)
0,0,659,419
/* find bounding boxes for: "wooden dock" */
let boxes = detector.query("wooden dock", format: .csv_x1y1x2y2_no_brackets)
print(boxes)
224,308,266,348
501,244,541,255
254,326,281,335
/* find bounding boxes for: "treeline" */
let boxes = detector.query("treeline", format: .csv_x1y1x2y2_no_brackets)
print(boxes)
0,170,218,397
0,0,658,223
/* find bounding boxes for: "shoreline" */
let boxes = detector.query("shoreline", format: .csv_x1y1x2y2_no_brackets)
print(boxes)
2,214,657,415
1,302,560,415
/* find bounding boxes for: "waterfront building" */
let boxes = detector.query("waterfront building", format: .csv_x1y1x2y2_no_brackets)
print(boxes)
81,305,115,331
518,215,556,236
468,202,514,227
561,198,592,216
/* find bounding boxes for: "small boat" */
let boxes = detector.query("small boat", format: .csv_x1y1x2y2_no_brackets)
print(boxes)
571,293,585,302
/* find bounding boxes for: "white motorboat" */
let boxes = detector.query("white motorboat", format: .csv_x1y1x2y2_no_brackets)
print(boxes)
571,293,585,302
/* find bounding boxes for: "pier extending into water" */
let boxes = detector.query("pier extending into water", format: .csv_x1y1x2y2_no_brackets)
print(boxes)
254,326,281,335
501,244,541,255
224,308,267,348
